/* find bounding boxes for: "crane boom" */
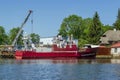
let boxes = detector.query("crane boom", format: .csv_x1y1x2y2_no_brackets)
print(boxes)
12,10,33,46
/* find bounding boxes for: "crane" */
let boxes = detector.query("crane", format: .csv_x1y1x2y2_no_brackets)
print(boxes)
12,10,33,46
0,10,33,57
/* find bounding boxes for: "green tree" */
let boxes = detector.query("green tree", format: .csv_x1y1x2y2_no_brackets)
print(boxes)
59,15,83,39
30,33,40,45
88,12,102,44
78,18,93,47
102,24,113,33
82,18,93,36
113,8,120,30
9,27,23,46
0,26,8,45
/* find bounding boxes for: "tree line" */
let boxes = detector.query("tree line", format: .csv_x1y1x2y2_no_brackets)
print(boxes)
0,27,40,46
58,9,120,47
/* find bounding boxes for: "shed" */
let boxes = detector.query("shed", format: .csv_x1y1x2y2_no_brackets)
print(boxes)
111,42,120,56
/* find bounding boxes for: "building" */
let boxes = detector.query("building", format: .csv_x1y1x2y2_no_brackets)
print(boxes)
40,37,54,46
111,42,120,56
100,29,120,45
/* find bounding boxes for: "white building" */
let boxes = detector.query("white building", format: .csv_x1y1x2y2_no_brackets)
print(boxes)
111,42,120,56
40,37,54,46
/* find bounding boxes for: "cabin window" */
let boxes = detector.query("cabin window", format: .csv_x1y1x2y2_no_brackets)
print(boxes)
102,35,106,37
114,48,117,53
40,42,43,44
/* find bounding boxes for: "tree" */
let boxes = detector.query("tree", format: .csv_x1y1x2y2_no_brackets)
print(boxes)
59,15,83,39
113,8,120,30
102,24,113,33
9,27,23,46
88,12,102,44
78,18,93,47
0,26,8,45
30,33,40,45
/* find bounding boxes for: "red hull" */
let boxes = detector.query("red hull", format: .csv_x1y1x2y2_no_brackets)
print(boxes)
15,48,97,59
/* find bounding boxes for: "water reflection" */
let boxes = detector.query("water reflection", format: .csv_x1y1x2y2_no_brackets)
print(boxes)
1,58,120,65
111,59,120,64
1,58,120,64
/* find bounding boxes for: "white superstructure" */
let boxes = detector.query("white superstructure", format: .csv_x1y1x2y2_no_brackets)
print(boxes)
40,37,54,46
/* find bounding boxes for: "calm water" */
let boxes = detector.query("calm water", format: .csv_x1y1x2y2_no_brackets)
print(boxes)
0,59,120,80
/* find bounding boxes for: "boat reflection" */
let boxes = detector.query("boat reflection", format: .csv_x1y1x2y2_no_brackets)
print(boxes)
14,58,98,64
0,58,96,64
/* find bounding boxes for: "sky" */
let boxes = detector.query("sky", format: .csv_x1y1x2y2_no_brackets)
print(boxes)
0,0,120,37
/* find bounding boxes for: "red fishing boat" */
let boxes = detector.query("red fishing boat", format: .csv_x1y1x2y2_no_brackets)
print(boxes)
15,35,98,59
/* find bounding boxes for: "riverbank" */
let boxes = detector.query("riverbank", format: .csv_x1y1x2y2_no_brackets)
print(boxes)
96,55,112,59
0,51,15,58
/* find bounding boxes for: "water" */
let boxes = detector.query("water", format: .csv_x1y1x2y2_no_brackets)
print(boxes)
0,59,120,80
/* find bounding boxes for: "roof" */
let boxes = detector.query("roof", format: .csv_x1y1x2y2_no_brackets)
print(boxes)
111,42,120,48
100,29,120,44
